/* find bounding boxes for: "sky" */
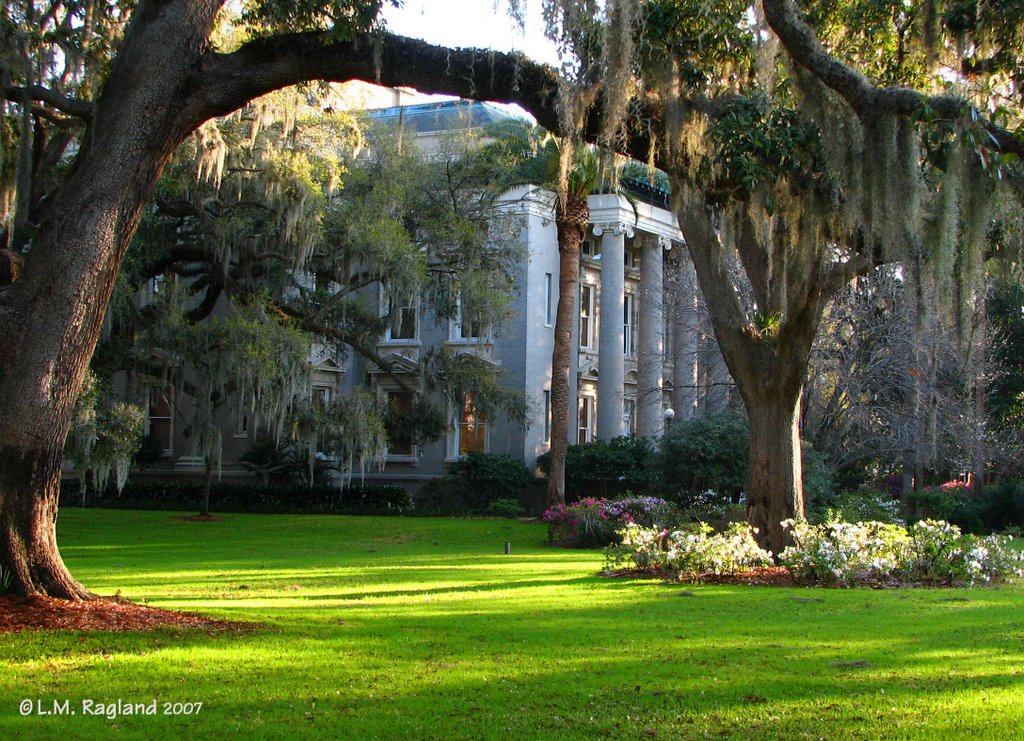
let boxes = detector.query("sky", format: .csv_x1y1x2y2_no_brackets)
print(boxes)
381,0,560,67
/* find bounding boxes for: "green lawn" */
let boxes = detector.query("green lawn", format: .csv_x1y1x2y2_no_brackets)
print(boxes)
2,510,1023,739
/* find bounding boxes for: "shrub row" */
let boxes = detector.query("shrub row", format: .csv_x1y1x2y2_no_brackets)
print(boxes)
607,518,1024,586
418,453,534,515
537,413,836,509
60,479,412,515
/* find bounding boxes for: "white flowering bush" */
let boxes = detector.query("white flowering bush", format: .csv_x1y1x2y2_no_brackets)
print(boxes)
903,520,1023,584
609,517,1023,586
666,522,774,574
606,522,773,575
780,519,910,586
781,518,1024,586
616,522,668,568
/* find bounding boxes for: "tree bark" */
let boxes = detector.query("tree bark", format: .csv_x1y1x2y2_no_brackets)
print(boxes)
745,393,805,556
0,0,222,598
546,213,587,507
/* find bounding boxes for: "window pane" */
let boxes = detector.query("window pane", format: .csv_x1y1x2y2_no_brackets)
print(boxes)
577,397,591,445
580,285,592,349
147,388,172,452
391,305,416,340
388,391,415,455
459,394,487,454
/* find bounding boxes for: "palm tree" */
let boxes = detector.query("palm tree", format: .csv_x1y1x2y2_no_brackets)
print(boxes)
484,123,602,505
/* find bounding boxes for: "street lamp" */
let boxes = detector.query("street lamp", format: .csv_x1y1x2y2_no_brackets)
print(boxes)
663,407,675,445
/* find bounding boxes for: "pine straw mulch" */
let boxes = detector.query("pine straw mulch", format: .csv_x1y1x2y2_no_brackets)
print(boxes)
601,565,798,586
0,595,261,634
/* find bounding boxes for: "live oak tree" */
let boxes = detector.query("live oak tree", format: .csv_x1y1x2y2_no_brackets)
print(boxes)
0,0,561,599
1,0,1021,595
643,0,1022,552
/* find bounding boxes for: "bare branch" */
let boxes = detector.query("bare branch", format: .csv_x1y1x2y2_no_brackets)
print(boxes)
3,84,91,120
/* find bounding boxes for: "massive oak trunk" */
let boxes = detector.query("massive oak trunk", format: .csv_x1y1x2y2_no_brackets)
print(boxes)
0,0,221,598
744,388,805,555
546,202,588,506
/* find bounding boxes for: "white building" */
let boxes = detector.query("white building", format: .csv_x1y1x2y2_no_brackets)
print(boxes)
129,98,735,486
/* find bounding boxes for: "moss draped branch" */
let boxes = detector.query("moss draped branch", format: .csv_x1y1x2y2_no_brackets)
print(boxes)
761,0,1024,158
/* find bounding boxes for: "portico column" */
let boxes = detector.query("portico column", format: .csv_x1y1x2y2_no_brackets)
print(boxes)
669,248,700,420
637,235,666,437
596,222,629,440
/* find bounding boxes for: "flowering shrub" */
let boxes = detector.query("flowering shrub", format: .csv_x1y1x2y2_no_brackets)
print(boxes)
608,517,1023,586
779,520,909,586
903,520,1022,584
543,498,616,547
780,518,1024,586
606,522,773,575
615,522,668,568
543,495,678,547
665,522,773,574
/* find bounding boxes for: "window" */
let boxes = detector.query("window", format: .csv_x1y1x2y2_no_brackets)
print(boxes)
582,238,600,258
544,272,554,327
624,293,636,357
146,387,173,454
457,393,487,455
313,385,332,411
387,304,417,342
543,389,551,444
452,296,486,342
383,291,418,343
577,396,594,445
580,284,595,350
624,398,637,436
386,390,415,456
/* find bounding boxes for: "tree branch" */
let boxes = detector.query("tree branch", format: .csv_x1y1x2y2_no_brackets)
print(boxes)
3,84,91,121
762,0,1024,158
190,32,563,133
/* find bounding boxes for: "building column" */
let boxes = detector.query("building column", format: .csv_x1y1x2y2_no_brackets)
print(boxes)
669,248,700,420
568,262,581,447
595,222,629,440
637,235,666,437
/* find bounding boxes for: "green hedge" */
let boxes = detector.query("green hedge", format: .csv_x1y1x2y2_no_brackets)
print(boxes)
60,479,413,515
537,436,657,500
419,453,534,514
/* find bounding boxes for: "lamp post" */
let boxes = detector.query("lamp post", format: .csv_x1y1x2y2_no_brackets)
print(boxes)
663,407,675,448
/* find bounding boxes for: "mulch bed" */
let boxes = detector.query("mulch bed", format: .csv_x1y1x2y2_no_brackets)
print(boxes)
0,595,259,634
175,514,226,523
602,565,798,586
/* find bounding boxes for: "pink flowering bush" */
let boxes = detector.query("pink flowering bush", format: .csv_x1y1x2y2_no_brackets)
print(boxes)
543,495,679,547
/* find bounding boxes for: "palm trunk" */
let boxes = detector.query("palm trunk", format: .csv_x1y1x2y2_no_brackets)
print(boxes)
546,202,588,506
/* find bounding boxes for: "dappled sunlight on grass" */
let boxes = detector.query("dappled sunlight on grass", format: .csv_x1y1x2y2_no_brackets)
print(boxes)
4,510,1024,739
